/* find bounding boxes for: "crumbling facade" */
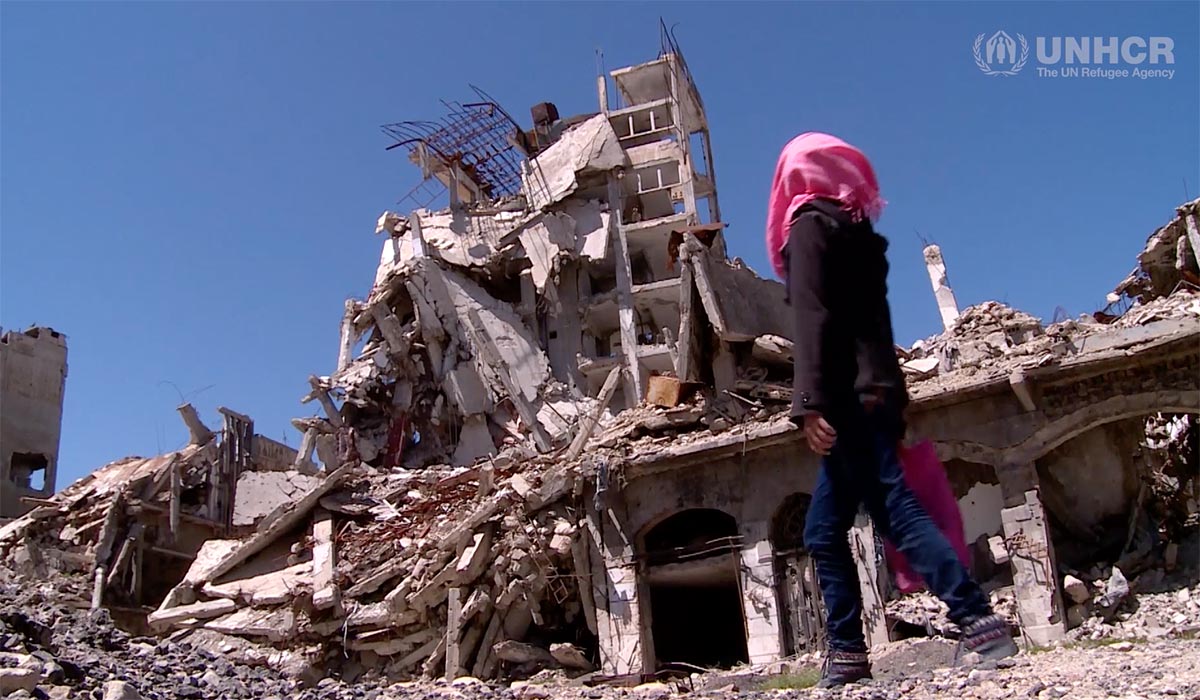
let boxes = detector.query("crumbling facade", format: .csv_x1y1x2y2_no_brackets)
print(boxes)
0,326,68,521
0,27,1196,689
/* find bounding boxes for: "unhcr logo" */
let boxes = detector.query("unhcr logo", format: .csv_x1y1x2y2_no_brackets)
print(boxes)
974,31,1176,80
974,31,1029,76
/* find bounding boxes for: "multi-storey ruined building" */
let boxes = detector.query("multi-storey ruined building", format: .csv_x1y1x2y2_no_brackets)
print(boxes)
0,326,68,520
2,25,1196,687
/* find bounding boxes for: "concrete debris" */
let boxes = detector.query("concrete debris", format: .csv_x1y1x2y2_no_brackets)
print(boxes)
2,30,1198,692
521,115,628,210
1063,575,1090,605
1112,197,1200,302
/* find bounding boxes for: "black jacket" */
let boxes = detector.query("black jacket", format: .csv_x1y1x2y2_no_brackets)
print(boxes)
784,198,909,427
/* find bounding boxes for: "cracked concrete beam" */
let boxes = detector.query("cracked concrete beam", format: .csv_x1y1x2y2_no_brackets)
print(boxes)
302,376,343,428
177,404,214,445
337,299,361,373
312,508,338,611
369,303,411,357
1009,369,1038,412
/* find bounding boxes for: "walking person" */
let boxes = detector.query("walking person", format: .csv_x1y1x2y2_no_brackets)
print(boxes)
766,132,1018,688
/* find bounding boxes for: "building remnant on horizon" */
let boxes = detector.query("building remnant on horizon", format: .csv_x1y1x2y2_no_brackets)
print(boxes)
0,326,68,521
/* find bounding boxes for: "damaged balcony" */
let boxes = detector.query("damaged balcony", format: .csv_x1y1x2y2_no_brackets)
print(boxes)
607,99,675,149
610,54,705,133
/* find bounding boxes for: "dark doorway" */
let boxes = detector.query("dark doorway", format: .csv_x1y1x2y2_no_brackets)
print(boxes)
642,509,748,671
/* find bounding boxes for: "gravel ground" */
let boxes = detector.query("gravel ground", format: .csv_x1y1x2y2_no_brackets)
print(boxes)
3,564,1198,700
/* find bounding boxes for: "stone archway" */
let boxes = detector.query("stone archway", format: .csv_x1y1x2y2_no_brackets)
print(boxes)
1012,391,1199,467
639,508,748,671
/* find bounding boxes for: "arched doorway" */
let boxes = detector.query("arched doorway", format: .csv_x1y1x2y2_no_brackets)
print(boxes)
640,509,748,670
771,493,826,655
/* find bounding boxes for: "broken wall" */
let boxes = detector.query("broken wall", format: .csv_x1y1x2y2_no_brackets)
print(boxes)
0,327,68,519
617,443,823,667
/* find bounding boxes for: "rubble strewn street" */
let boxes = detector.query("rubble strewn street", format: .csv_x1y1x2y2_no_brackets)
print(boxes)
2,25,1198,700
4,565,1200,700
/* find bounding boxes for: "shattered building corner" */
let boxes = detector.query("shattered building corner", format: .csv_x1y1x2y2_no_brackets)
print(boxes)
0,325,68,521
1,26,1197,690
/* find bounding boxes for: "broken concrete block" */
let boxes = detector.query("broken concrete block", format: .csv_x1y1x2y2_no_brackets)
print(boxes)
522,115,628,209
232,471,321,529
509,475,533,500
205,606,297,643
442,269,550,405
452,415,497,467
0,667,40,695
454,530,494,583
202,562,311,607
444,365,492,415
751,335,793,366
565,199,609,261
176,403,214,445
550,642,595,671
493,640,556,666
1066,604,1087,630
148,598,238,627
312,509,338,611
518,212,576,293
1063,575,1091,605
1097,567,1130,618
102,680,144,700
986,535,1010,565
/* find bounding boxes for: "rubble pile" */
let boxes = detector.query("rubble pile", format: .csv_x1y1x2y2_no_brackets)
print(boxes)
1111,197,1200,303
1143,413,1199,544
1063,566,1200,642
0,566,298,700
885,588,1018,641
144,452,607,683
901,200,1200,393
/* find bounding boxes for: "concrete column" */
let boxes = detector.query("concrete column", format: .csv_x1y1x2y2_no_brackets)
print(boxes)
1000,489,1065,647
337,299,359,372
923,245,961,332
739,540,784,664
1184,214,1200,272
606,173,643,404
850,513,891,648
176,403,214,445
587,489,646,676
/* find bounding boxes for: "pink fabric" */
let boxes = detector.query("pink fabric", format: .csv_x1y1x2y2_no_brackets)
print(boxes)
884,440,972,594
765,132,886,280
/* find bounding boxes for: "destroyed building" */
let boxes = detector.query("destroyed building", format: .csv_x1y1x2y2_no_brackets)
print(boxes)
1,326,68,521
1,25,1197,689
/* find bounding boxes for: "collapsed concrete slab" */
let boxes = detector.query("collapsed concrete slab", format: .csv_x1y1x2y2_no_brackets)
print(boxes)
521,115,628,210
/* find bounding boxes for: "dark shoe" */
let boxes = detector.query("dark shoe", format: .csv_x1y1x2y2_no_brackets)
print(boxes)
960,613,1019,661
816,649,872,688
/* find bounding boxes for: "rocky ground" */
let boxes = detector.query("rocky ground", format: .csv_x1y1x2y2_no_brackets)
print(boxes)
3,564,1199,700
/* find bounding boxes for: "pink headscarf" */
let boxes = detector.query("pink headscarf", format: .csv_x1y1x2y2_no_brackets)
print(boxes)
765,132,886,280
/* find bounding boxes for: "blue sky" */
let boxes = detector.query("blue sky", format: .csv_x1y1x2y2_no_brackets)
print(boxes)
2,2,1197,489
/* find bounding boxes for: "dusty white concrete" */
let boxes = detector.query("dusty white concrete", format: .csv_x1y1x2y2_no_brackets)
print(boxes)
451,415,497,467
522,115,629,210
232,471,321,528
959,482,1005,543
441,269,550,404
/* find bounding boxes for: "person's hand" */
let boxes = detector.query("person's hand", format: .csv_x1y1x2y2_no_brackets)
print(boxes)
803,412,837,455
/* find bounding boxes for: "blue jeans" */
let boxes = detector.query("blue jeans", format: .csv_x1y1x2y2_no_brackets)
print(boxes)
802,404,992,652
